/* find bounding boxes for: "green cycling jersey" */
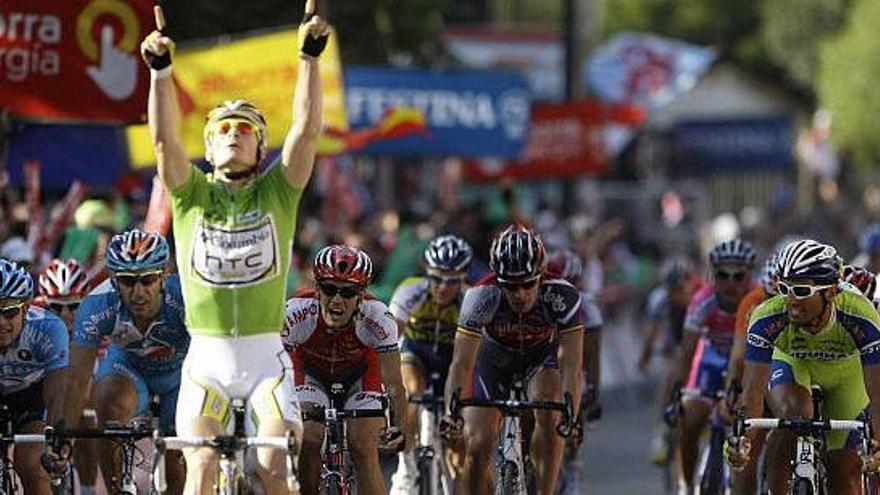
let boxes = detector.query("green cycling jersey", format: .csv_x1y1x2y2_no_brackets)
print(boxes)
170,160,303,337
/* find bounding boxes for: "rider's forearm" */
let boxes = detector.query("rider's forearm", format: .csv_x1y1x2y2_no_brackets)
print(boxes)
378,351,407,428
559,330,584,409
740,360,770,442
444,332,481,413
583,330,601,393
281,57,322,173
678,331,699,384
148,73,182,152
61,345,97,427
863,364,880,440
43,369,67,425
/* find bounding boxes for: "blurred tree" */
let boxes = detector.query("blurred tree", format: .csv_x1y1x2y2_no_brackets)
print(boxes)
817,0,880,165
160,0,485,66
760,0,851,94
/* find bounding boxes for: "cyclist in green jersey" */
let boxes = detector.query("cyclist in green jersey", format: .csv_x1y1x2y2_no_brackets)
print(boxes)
728,240,880,494
140,3,329,493
388,235,473,492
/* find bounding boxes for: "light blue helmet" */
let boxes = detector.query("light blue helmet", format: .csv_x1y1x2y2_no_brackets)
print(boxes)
106,229,170,273
0,258,35,300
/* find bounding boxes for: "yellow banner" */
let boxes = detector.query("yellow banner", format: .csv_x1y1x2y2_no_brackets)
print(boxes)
127,27,346,167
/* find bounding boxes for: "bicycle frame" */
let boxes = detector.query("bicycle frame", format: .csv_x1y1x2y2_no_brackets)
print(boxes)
409,371,452,495
301,383,388,494
450,380,574,495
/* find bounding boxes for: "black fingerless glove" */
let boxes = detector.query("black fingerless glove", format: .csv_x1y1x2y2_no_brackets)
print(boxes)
300,12,329,58
144,50,172,71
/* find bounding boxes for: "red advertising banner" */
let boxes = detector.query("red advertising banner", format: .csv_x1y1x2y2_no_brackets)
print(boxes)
465,100,645,182
0,0,153,123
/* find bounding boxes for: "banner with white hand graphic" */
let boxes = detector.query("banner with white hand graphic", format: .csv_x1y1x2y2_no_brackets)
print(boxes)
0,0,152,122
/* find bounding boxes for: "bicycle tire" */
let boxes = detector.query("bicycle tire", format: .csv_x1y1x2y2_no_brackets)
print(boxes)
699,429,726,495
495,461,521,495
791,478,813,495
417,449,434,495
321,473,344,495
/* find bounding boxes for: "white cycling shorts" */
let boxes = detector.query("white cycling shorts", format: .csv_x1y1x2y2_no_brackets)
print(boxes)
176,333,301,436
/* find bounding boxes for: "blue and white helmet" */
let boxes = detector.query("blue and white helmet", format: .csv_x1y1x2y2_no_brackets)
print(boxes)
106,229,170,273
760,253,780,295
424,235,473,272
776,239,841,285
0,258,35,300
861,224,880,256
709,239,757,268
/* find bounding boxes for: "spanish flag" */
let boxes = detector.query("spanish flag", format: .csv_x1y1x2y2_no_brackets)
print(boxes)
317,107,428,156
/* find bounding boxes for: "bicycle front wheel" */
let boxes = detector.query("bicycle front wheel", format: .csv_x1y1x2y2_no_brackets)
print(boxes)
791,477,814,495
495,461,522,495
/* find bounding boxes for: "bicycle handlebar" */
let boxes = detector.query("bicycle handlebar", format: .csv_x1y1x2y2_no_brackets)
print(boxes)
408,393,445,407
301,407,387,423
0,433,46,444
152,431,299,494
449,389,575,438
45,425,154,441
744,418,867,431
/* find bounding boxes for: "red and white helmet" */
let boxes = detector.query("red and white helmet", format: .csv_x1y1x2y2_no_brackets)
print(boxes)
39,259,89,300
313,245,373,286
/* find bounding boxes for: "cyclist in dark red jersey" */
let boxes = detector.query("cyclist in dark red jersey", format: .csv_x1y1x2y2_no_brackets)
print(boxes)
444,225,584,495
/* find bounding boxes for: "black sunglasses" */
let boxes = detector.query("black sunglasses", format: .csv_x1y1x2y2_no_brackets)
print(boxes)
318,282,361,299
499,278,540,291
49,302,81,313
0,303,26,320
427,274,465,285
115,271,163,288
715,269,748,282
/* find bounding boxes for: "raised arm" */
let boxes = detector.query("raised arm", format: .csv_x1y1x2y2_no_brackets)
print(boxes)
141,6,190,190
280,4,330,188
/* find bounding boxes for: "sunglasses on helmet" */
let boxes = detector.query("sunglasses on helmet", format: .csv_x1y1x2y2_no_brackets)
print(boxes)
777,281,834,300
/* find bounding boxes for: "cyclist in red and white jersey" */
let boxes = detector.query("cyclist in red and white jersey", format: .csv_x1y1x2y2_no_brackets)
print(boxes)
35,260,102,495
444,225,584,495
282,245,406,494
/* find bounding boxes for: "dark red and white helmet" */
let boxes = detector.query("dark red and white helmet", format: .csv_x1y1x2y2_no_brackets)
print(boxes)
546,249,583,287
313,245,373,286
489,225,546,283
39,259,89,300
843,265,877,300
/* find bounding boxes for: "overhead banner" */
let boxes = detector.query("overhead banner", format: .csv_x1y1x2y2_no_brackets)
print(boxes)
674,116,795,173
586,32,716,109
346,66,531,158
465,100,646,182
126,27,347,168
0,0,154,123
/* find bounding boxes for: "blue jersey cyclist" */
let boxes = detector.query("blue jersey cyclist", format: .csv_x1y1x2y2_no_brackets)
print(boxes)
444,225,584,495
60,229,188,494
0,259,68,495
388,235,473,493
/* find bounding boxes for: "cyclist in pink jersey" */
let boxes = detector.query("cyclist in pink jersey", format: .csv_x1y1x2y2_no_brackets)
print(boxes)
676,239,756,493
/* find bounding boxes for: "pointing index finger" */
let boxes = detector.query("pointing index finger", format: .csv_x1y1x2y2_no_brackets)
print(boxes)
154,5,166,32
304,0,316,16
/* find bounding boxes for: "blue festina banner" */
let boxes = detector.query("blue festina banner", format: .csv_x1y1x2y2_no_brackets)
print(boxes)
674,116,795,173
345,66,532,158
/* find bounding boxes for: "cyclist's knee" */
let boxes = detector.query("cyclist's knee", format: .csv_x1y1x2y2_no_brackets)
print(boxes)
95,377,137,419
464,430,495,458
301,421,324,450
183,447,219,473
13,444,48,482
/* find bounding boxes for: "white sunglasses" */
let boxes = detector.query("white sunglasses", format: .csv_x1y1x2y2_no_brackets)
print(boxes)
777,281,834,299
